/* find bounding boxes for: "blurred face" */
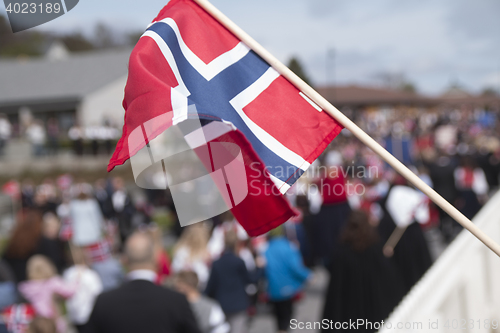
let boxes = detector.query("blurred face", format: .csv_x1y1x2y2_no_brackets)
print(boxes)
113,177,124,190
43,218,60,239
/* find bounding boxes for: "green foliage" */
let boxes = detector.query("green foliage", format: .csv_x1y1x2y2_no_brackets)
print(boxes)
482,87,499,96
128,31,144,47
0,15,46,57
287,57,312,86
152,208,174,230
61,33,95,52
93,23,116,49
400,82,417,93
0,15,139,58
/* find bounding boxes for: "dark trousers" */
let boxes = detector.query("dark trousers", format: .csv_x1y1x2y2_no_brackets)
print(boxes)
271,299,294,331
75,323,89,333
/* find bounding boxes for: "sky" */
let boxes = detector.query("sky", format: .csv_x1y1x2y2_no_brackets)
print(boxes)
1,0,499,95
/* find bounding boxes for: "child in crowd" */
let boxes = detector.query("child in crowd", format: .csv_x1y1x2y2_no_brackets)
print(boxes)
18,255,76,333
265,226,311,333
205,230,256,333
173,271,229,333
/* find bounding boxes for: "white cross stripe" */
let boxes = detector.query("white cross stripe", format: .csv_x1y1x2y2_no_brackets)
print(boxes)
155,18,250,81
229,67,311,172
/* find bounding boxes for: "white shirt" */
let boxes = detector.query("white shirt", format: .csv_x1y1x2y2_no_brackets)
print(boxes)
127,269,157,283
70,199,104,246
64,265,103,324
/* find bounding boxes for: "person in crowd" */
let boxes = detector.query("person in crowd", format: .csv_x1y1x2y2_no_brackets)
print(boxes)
85,125,100,156
0,259,17,311
0,113,12,157
18,255,76,333
87,245,123,292
207,215,261,316
25,120,46,157
454,156,489,219
63,247,103,333
21,179,36,208
93,179,114,220
205,230,253,333
147,224,171,285
172,223,211,289
46,118,59,156
322,210,405,332
27,317,57,333
36,213,66,274
290,195,315,268
425,151,459,243
111,177,135,246
173,271,230,333
69,182,104,248
376,180,433,294
102,122,119,155
313,152,351,266
2,209,43,283
478,140,500,193
208,212,243,260
68,182,123,290
35,178,60,213
84,231,201,333
264,226,311,333
68,122,84,156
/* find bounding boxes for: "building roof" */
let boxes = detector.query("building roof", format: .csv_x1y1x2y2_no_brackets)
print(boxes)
0,47,132,108
316,85,434,107
437,94,500,109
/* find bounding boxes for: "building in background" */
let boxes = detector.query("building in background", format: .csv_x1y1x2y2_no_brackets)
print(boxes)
0,42,131,136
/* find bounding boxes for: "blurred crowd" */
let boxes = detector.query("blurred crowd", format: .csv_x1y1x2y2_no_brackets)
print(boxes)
0,174,313,333
0,103,498,333
0,114,120,157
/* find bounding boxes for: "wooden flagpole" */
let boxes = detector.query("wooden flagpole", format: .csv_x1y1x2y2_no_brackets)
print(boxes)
192,0,500,257
383,226,408,258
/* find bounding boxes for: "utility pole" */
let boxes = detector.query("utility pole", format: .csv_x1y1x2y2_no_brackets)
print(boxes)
327,48,335,101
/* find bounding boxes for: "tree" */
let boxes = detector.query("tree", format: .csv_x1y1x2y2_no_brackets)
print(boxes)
61,33,95,52
127,31,144,47
93,23,117,49
287,57,312,86
373,71,418,93
481,87,499,96
0,15,46,57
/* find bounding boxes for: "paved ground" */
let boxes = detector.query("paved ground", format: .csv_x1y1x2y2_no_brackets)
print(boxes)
249,267,329,333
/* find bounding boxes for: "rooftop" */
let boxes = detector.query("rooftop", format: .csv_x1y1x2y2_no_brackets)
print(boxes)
0,47,131,108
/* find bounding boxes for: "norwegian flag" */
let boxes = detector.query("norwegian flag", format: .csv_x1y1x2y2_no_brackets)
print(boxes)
108,0,342,236
2,304,36,333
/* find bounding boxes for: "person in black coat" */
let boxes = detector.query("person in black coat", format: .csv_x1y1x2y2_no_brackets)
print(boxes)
36,212,67,274
377,185,433,295
322,210,405,332
84,232,201,333
205,230,255,333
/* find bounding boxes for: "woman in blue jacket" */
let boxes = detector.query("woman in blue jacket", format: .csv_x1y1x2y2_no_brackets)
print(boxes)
265,226,311,333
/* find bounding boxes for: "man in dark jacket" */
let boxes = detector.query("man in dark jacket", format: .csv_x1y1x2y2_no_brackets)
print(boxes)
84,232,201,333
205,230,253,333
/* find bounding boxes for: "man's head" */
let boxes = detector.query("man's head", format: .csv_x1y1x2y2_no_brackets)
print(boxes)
124,232,156,271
